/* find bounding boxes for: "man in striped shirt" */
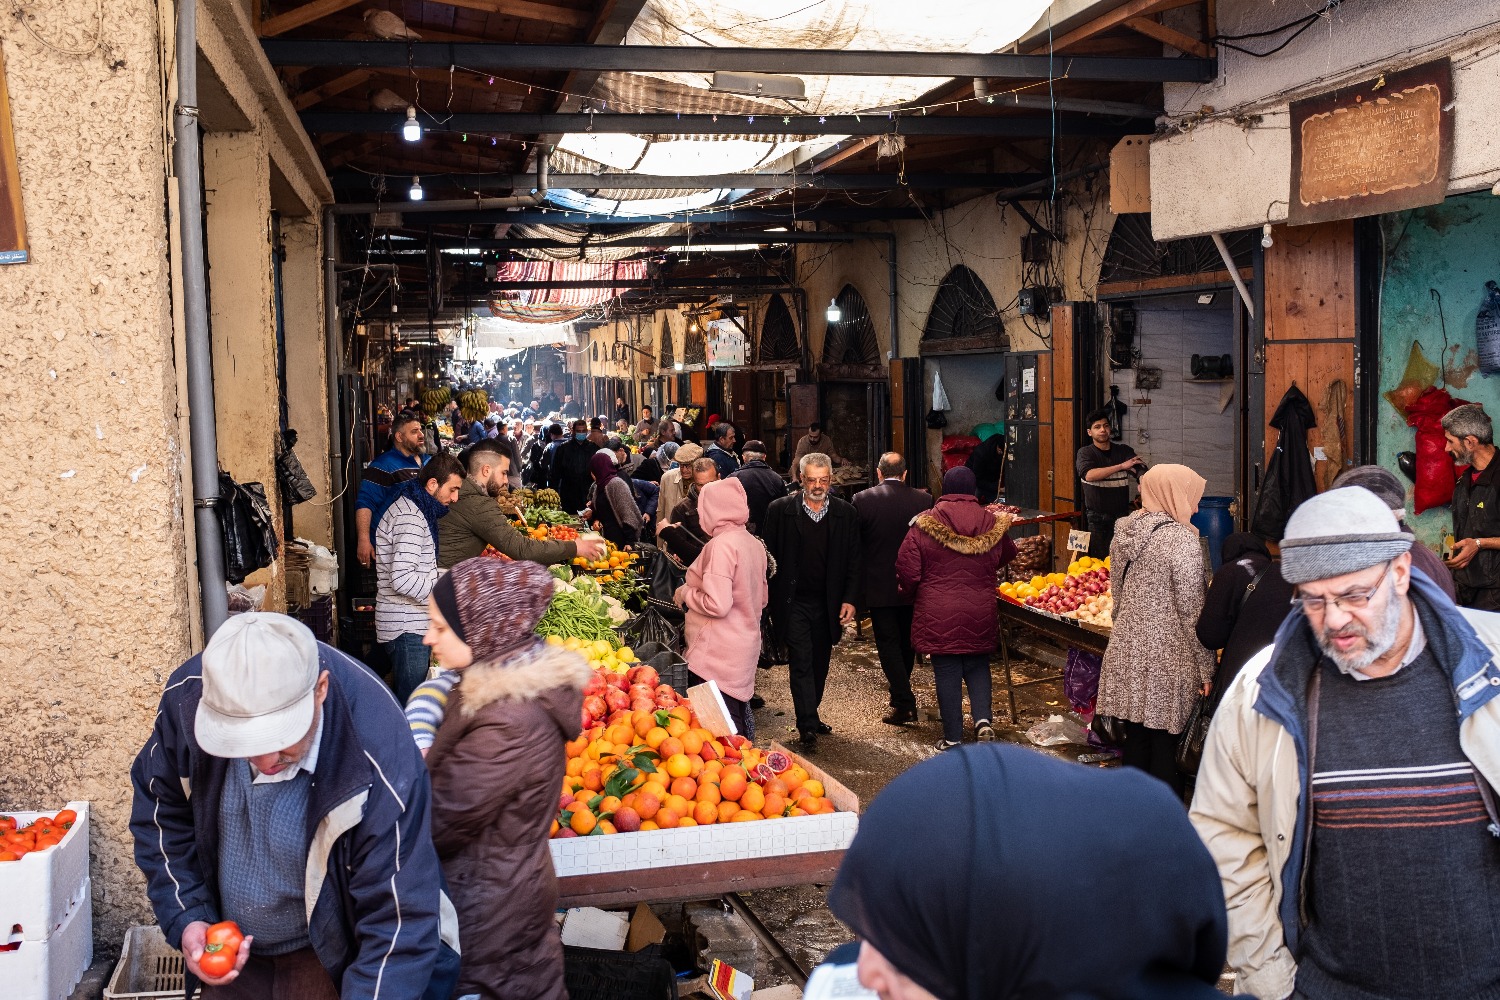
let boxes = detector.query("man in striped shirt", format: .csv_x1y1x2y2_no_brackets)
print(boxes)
1191,486,1500,1000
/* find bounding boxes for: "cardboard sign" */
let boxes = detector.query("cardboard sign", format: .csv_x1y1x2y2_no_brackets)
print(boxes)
686,679,738,737
0,45,28,265
1067,529,1091,553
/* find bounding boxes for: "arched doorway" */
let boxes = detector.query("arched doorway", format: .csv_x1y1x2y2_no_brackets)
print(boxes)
810,284,888,488
921,265,1008,355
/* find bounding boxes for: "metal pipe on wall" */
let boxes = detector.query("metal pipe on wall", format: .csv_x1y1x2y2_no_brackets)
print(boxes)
323,207,346,564
175,0,229,637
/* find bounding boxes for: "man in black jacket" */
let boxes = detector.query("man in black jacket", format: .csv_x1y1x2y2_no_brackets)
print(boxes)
763,452,863,748
548,419,598,514
1443,403,1500,610
730,440,787,536
853,452,934,725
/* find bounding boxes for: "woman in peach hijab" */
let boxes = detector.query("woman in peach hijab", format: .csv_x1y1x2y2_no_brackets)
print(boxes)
1096,464,1216,798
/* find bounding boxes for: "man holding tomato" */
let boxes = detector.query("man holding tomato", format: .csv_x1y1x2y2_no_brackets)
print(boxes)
130,612,460,998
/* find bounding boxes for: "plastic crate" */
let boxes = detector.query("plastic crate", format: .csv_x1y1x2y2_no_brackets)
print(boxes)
563,944,677,1000
103,925,191,1000
0,878,92,1000
0,801,90,940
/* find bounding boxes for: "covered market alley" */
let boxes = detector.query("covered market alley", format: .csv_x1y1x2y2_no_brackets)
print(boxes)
4,0,1500,995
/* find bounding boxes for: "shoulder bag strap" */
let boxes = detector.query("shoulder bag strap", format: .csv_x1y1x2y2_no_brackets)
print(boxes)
1235,562,1274,615
1118,519,1173,589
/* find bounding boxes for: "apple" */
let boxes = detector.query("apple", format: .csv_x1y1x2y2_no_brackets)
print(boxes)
559,793,574,809
556,828,579,838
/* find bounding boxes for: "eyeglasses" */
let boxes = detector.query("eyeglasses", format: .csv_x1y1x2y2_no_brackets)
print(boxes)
1291,562,1393,615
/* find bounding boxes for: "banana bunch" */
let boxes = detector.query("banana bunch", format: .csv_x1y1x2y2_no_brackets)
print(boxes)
422,387,452,415
535,488,561,508
457,389,489,422
509,488,539,507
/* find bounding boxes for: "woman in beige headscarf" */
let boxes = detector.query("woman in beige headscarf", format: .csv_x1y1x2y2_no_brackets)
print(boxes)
1097,464,1216,797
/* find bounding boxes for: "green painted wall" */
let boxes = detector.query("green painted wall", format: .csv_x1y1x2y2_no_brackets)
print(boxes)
1378,191,1500,552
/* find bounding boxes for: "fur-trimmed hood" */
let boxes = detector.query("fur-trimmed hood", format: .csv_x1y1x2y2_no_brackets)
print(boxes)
458,643,592,735
914,497,1013,555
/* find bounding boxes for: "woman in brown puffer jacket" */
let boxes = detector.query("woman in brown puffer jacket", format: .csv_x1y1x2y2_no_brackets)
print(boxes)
421,557,592,1000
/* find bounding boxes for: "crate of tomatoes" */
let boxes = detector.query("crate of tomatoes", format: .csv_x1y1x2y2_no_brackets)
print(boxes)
0,802,89,942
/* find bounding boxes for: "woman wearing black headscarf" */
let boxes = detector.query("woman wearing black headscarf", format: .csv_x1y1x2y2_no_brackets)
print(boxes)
829,743,1230,1000
1195,532,1295,705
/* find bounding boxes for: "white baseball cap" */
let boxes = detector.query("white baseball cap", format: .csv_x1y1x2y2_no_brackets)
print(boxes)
195,613,321,758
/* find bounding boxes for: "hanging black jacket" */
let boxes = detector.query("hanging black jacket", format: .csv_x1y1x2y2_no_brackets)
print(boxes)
1251,385,1317,541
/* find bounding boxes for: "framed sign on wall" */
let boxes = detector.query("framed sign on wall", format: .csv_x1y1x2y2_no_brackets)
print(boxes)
0,45,26,264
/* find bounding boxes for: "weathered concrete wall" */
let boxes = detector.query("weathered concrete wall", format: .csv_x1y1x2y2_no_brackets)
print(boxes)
1151,1,1500,240
1376,191,1500,552
205,132,286,606
0,1,191,950
282,217,333,548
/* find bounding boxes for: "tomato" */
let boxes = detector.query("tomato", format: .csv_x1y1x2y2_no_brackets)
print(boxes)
52,810,76,830
199,920,244,980
0,851,18,862
0,817,14,832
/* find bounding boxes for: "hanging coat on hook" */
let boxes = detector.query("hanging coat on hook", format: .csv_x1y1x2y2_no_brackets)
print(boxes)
1251,385,1317,542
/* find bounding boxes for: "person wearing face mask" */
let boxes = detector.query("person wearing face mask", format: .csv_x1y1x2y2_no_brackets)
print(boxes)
548,419,599,515
376,454,466,703
762,453,862,749
829,743,1229,1000
1191,486,1500,1000
421,559,592,1000
438,442,606,568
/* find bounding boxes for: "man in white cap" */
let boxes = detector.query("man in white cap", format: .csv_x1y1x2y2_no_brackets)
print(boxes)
1190,486,1500,1000
130,613,459,998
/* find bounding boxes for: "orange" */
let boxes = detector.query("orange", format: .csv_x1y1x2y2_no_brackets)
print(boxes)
740,783,765,814
566,757,585,777
645,727,670,749
640,820,659,831
717,800,741,823
665,793,691,817
787,806,806,817
720,766,748,802
681,730,704,756
678,817,698,827
764,778,789,798
695,782,721,805
730,810,761,822
569,808,598,835
565,735,588,758
658,737,684,759
693,800,719,825
670,776,697,801
597,796,621,816
688,756,705,779
550,819,560,836
656,808,681,829
666,718,689,739
669,706,692,724
597,820,617,835
664,753,692,779
632,711,655,737
634,791,661,820
803,780,826,799
761,792,787,819
782,766,807,792
703,759,724,776
581,768,603,792
791,785,814,803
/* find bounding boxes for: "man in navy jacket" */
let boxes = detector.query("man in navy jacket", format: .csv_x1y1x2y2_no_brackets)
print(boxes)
130,613,459,998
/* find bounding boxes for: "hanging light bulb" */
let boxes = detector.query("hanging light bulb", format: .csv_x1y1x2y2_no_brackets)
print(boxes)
1260,223,1274,249
409,176,424,201
402,106,422,142
674,362,684,372
415,369,424,379
826,298,842,323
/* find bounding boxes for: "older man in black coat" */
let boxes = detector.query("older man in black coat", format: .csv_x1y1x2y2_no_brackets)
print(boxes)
730,440,787,536
853,452,935,725
763,451,862,749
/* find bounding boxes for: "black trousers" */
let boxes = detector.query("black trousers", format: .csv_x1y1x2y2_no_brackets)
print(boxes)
1086,512,1120,560
785,601,835,732
868,605,917,713
1120,719,1184,797
1457,584,1500,612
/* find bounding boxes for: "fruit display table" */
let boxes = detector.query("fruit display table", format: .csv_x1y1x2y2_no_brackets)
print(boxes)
996,598,1109,720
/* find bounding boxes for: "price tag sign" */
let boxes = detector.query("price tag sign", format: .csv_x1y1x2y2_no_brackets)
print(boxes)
1067,529,1091,553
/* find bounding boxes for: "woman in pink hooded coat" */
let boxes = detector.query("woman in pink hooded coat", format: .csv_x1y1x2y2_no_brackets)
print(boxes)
674,477,769,738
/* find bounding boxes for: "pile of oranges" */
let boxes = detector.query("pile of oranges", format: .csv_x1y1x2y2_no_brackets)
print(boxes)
555,705,835,838
0,809,77,861
521,522,579,543
571,542,639,582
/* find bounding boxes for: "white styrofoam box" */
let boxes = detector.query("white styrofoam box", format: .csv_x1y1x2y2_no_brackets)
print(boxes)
550,810,858,878
0,801,90,940
559,907,630,950
0,877,92,1000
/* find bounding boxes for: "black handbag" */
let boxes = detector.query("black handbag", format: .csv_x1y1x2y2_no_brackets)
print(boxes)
1091,713,1126,747
1176,696,1212,774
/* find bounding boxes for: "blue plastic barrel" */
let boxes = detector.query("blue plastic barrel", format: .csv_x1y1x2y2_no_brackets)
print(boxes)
1192,496,1235,572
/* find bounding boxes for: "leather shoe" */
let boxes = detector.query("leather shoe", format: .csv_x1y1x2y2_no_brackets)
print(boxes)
749,695,765,710
813,721,833,735
882,708,918,726
797,729,819,750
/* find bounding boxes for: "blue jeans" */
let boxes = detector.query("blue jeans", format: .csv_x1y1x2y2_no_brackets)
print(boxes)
384,632,430,705
931,653,993,744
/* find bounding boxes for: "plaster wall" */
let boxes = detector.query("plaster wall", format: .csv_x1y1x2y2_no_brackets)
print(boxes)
205,132,286,606
0,0,192,950
1150,1,1500,240
1376,191,1500,553
282,217,333,547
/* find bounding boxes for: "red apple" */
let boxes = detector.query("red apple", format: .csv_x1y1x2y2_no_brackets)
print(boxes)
556,828,578,838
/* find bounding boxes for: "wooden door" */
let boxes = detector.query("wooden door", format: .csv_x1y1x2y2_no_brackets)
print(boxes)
729,371,757,440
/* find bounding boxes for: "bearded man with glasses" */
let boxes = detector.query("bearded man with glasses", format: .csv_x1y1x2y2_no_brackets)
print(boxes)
1190,485,1500,1000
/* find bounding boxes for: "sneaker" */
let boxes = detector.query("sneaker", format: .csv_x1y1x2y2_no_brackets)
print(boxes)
975,720,996,742
882,708,918,726
934,739,962,752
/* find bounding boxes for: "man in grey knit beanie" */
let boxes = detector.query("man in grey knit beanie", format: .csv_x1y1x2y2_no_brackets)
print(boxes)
1190,485,1500,1000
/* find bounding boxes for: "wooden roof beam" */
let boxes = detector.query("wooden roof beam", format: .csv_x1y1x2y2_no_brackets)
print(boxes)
1124,15,1213,59
262,0,364,37
1029,0,1204,53
294,69,372,110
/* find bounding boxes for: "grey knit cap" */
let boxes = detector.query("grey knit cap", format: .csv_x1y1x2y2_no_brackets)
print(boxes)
1279,486,1413,585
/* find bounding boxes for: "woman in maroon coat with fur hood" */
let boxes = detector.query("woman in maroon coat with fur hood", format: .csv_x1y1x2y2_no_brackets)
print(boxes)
896,467,1017,750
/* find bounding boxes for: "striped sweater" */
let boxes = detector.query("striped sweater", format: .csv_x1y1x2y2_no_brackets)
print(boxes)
375,495,440,641
405,670,458,750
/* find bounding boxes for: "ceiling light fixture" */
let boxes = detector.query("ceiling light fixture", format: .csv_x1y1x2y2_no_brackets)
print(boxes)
1261,223,1274,249
402,107,422,142
710,71,806,102
826,298,842,323
409,176,424,201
